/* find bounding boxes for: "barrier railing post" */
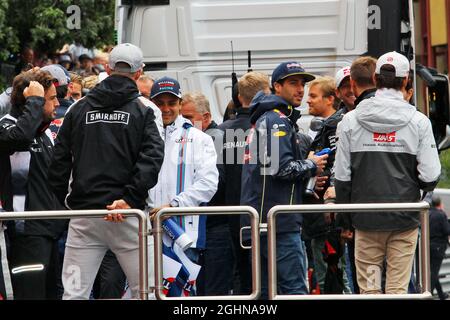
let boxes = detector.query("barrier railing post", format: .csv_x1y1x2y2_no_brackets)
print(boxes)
153,206,260,300
267,202,432,300
420,208,431,294
0,209,148,300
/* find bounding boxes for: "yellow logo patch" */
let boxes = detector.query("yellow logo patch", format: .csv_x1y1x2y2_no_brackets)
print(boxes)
273,131,287,137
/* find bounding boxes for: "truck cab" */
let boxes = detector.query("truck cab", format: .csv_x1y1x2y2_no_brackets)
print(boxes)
116,0,450,150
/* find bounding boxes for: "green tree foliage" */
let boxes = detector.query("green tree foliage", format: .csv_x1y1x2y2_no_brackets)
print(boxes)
438,149,450,189
0,0,114,58
0,0,20,61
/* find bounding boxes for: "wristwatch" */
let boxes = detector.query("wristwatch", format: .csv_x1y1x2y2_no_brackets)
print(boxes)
169,199,179,207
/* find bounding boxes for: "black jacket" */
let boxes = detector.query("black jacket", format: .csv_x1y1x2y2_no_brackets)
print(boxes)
429,207,450,248
0,97,66,239
208,108,252,228
354,88,376,107
240,93,317,237
303,108,345,239
49,75,164,210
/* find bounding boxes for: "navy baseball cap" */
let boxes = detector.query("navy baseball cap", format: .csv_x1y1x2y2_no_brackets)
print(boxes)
150,77,182,99
271,61,315,86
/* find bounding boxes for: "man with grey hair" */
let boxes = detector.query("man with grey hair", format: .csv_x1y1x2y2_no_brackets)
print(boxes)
181,92,218,132
49,43,165,299
136,74,154,100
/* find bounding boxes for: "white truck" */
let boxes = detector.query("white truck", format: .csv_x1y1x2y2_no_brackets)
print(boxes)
116,0,450,295
115,0,450,150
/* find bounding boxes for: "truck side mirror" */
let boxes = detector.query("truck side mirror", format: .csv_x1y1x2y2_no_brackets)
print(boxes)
427,73,450,151
416,64,450,152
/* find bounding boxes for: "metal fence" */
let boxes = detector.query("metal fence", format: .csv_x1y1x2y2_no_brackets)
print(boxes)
1,202,437,300
0,209,149,300
153,206,261,300
267,202,432,300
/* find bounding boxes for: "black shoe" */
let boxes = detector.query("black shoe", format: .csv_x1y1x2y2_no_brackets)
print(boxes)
439,293,449,300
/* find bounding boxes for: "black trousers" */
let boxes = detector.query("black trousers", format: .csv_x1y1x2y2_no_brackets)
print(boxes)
197,225,234,296
8,235,60,300
229,215,252,295
93,250,126,299
430,244,447,300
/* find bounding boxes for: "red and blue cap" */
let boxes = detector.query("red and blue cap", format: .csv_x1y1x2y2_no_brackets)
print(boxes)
150,77,182,99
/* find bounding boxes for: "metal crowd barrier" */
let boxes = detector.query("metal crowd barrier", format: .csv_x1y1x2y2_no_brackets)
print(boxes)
0,209,149,300
267,202,432,300
153,206,260,300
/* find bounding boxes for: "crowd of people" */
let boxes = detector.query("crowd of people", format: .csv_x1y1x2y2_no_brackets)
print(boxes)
0,42,448,300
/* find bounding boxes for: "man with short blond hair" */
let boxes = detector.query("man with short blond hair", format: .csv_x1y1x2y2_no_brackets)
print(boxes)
303,76,352,293
237,72,271,106
67,72,82,102
202,71,271,296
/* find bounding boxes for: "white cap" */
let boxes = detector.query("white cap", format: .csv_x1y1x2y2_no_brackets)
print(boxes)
375,51,410,77
41,65,70,86
335,66,351,88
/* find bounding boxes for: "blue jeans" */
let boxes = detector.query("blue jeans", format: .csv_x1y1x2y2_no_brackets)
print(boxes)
258,232,308,299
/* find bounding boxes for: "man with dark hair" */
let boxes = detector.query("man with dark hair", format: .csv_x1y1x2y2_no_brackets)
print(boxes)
149,77,218,297
15,46,34,75
325,57,379,293
202,72,271,296
76,53,98,77
334,66,355,113
240,62,327,299
0,69,64,299
334,51,441,294
49,43,165,299
41,65,72,138
429,195,450,300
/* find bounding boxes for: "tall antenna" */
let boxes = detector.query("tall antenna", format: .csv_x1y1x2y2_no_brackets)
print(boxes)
231,41,235,74
230,41,241,110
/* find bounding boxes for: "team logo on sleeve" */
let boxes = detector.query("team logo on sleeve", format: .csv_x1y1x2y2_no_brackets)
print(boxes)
272,131,287,137
86,111,130,125
373,132,396,143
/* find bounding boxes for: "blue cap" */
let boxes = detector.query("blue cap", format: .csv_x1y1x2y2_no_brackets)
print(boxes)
271,61,315,86
150,77,182,99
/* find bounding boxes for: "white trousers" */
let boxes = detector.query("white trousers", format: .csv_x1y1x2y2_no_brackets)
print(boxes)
62,217,154,300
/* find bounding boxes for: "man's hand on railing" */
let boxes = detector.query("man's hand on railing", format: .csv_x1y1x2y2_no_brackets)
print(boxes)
104,199,130,222
149,204,170,221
